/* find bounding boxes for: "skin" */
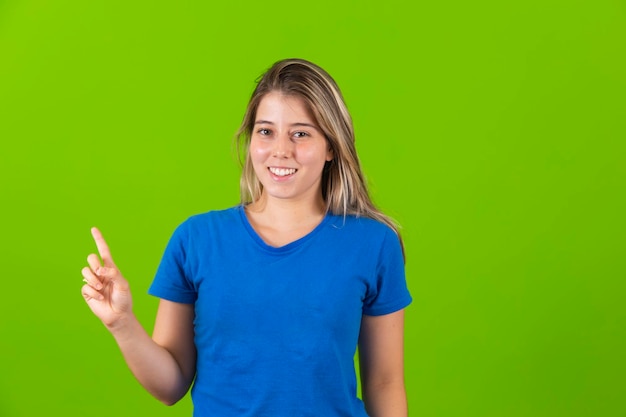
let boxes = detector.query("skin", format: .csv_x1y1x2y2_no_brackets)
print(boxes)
81,91,408,416
245,92,333,246
81,228,195,405
359,310,408,417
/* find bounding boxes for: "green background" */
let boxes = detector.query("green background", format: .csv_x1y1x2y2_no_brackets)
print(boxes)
1,0,624,416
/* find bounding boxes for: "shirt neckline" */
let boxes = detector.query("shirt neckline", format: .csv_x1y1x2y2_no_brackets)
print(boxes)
237,204,333,254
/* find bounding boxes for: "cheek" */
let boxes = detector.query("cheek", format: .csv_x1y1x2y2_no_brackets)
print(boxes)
250,142,271,163
298,146,330,167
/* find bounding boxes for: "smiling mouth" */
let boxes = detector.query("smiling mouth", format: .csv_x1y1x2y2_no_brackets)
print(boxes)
269,167,297,177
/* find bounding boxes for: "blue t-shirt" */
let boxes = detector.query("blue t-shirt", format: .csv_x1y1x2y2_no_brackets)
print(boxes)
149,205,412,416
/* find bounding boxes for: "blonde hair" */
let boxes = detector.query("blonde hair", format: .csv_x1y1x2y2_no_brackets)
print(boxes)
235,58,404,252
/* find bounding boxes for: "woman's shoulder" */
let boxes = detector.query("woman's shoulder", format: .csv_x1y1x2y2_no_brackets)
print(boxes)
185,205,241,222
326,213,398,239
173,205,243,235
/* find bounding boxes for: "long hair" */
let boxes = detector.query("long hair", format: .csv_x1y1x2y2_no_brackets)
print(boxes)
235,58,404,252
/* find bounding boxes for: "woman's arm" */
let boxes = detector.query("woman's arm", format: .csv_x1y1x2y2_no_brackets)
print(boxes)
109,299,196,405
358,309,408,417
81,228,196,405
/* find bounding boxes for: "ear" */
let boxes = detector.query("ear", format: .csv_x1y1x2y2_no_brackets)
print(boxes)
326,146,334,162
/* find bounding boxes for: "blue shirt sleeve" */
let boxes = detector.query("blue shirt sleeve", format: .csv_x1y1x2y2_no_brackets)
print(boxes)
362,227,412,316
148,219,198,304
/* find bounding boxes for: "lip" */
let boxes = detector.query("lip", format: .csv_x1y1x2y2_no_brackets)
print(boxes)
268,166,297,180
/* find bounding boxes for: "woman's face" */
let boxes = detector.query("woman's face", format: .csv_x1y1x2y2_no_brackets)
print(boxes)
249,92,333,205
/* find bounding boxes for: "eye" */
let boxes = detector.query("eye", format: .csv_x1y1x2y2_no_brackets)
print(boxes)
257,128,271,136
293,131,309,139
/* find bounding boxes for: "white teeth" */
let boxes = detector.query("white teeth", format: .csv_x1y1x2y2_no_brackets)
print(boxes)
269,167,297,177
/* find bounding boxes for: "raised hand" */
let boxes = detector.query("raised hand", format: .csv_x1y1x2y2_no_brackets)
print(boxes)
81,227,133,329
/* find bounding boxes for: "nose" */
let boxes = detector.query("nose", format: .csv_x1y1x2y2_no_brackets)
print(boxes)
272,134,293,158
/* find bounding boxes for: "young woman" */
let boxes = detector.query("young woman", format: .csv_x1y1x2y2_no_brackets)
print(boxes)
81,58,412,417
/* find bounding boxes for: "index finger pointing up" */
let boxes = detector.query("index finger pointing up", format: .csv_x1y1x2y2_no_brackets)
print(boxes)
91,227,115,267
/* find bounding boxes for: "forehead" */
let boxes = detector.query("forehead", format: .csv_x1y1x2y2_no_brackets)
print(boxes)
255,92,314,122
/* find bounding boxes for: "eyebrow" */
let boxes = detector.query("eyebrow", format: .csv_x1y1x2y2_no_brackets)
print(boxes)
254,120,320,130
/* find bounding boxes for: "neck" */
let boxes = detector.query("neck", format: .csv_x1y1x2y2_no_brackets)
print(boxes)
246,193,326,228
